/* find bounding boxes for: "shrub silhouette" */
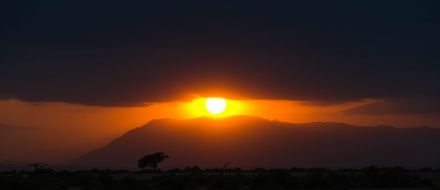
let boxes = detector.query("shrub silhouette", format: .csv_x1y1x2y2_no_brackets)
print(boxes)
137,152,169,171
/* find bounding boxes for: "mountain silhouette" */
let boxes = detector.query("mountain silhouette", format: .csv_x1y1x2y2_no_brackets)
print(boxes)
76,116,440,169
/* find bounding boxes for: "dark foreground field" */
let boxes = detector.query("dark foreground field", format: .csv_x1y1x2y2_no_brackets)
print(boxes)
1,167,440,190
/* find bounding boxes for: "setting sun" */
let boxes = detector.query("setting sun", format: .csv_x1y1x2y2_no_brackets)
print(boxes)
205,97,227,114
182,97,244,118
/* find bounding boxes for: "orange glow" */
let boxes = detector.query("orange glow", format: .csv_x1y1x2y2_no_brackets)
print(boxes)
184,97,245,118
2,98,437,163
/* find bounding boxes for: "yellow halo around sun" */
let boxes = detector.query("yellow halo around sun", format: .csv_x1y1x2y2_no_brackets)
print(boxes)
205,97,227,115
183,96,244,117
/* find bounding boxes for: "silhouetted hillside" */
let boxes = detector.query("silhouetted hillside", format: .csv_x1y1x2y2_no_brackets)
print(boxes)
76,116,440,169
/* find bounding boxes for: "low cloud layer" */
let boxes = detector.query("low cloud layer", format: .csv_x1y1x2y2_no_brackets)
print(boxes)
343,98,440,115
1,1,439,107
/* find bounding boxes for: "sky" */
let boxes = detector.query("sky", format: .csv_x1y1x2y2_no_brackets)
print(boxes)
1,1,440,163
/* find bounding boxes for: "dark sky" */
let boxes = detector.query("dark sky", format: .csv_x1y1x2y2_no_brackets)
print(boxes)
1,1,440,110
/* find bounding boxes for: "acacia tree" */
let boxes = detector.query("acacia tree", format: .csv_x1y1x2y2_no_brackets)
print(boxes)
137,152,169,171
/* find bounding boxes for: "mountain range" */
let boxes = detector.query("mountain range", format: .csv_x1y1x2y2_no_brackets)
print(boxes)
76,116,440,169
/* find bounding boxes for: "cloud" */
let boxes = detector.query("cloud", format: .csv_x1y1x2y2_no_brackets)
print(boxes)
1,1,440,106
343,98,440,115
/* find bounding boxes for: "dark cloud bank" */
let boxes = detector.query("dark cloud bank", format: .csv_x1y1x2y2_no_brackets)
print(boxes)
1,1,440,109
343,98,440,115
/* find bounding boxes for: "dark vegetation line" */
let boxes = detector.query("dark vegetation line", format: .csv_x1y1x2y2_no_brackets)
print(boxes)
1,166,438,190
1,153,438,189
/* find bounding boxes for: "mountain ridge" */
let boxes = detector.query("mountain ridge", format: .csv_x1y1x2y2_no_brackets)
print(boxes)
76,115,440,169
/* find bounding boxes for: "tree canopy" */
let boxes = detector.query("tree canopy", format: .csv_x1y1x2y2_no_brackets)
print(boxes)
137,152,169,170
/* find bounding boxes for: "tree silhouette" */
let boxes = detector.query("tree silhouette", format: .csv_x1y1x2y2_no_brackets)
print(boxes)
137,152,169,171
28,162,48,170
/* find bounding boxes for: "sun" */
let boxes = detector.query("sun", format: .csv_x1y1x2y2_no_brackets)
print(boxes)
184,96,243,117
205,97,227,115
